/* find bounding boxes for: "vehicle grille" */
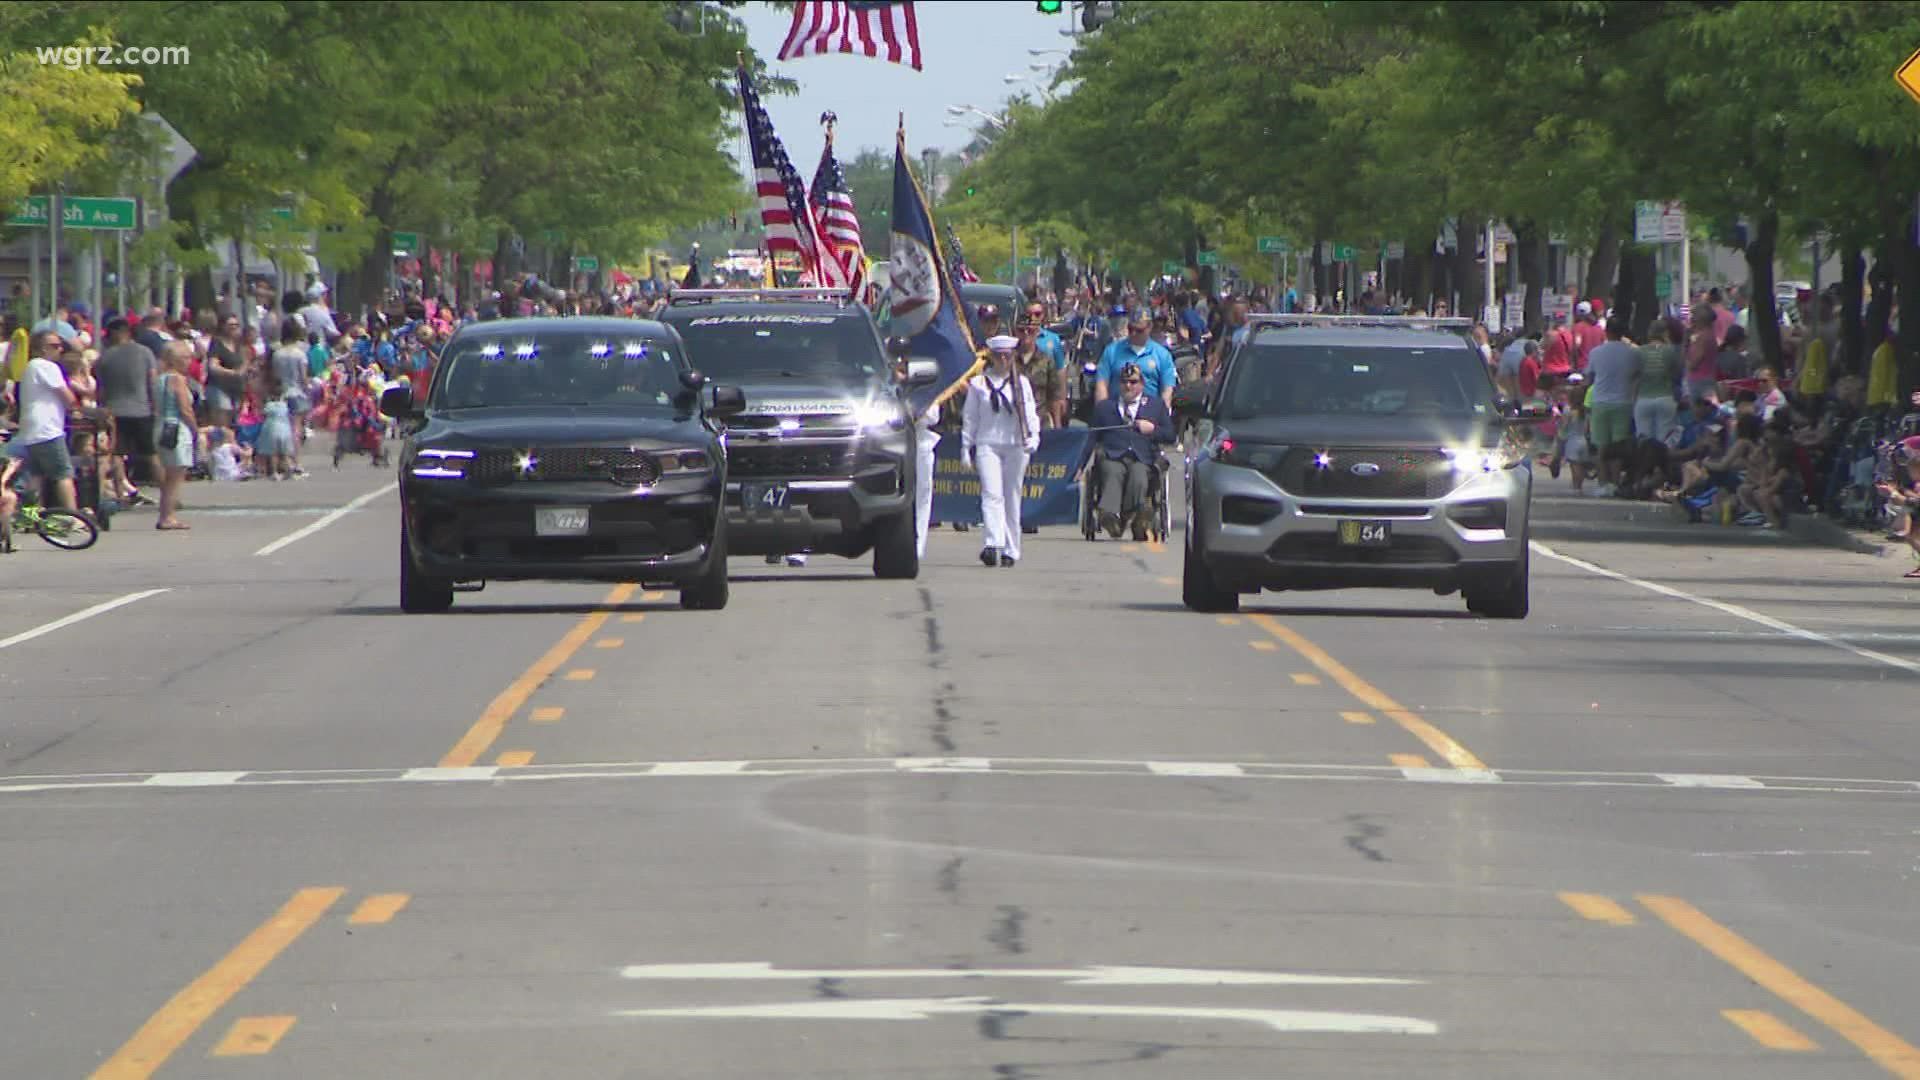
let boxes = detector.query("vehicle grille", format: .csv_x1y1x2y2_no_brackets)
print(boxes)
470,447,661,487
1268,533,1458,565
1272,448,1453,500
728,442,861,478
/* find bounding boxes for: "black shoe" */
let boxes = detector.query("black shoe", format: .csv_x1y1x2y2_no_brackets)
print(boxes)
1021,524,1038,534
979,547,998,567
1100,511,1122,538
999,553,1016,567
1130,518,1149,542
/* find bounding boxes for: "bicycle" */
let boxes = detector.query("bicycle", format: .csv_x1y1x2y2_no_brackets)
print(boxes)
1,501,99,552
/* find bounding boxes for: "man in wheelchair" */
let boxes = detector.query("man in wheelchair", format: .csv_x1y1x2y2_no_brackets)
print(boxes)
1087,361,1174,540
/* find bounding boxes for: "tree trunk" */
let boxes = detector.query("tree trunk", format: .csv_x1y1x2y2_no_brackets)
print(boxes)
1744,210,1781,370
1409,240,1434,310
1866,246,1895,362
492,227,517,294
1453,215,1483,322
1615,246,1658,343
1515,222,1545,332
1839,242,1865,375
342,183,396,323
1310,236,1325,310
1896,208,1920,402
1582,216,1621,304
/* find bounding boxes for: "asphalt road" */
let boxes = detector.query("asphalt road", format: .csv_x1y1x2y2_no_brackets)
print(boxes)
3,464,1919,1080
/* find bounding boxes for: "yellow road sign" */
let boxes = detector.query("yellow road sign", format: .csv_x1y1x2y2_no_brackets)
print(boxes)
1897,46,1920,104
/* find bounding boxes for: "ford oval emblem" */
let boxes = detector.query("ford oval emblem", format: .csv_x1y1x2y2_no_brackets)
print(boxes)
1349,462,1382,477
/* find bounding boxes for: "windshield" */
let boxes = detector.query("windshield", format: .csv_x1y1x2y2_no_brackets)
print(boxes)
433,330,685,409
1219,343,1493,420
672,313,887,381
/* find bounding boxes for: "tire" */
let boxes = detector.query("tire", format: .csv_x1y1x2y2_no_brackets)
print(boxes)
399,519,454,613
1182,525,1239,613
680,518,730,610
36,508,99,551
1466,540,1530,620
871,511,919,580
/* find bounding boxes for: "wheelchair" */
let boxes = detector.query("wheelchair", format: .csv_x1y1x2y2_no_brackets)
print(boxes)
1079,448,1171,543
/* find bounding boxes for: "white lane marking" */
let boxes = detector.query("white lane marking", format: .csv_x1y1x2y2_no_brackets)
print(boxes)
619,963,1418,987
1657,773,1765,789
650,761,748,776
897,757,991,771
1146,762,1246,777
1693,849,1872,858
142,771,245,787
0,589,169,653
1532,541,1920,677
254,481,397,557
401,766,499,781
614,996,1437,1035
1400,767,1502,784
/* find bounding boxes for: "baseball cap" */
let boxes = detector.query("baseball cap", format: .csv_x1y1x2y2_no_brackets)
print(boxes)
1575,301,1593,316
306,282,329,300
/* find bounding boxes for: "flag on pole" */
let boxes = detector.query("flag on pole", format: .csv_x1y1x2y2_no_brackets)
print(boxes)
778,2,923,71
736,66,846,290
890,127,979,411
809,117,868,301
944,222,981,284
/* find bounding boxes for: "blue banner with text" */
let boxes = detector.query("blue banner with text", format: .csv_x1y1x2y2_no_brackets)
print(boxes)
929,428,1091,527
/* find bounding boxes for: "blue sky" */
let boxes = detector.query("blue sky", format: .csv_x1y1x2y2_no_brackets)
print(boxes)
732,1,1072,163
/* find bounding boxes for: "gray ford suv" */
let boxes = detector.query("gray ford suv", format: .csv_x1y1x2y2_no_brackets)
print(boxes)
1175,316,1535,618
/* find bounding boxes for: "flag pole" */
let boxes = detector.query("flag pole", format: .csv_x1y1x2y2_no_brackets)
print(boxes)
897,118,984,410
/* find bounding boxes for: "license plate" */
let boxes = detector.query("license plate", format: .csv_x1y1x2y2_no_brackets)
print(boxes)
534,506,590,536
740,483,790,511
1338,520,1391,548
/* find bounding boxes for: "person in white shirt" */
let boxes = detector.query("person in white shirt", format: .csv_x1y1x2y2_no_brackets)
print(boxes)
12,332,79,509
962,335,1041,568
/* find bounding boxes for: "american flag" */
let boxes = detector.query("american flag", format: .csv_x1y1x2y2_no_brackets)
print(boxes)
736,67,845,290
777,1,923,71
944,223,980,284
810,129,867,299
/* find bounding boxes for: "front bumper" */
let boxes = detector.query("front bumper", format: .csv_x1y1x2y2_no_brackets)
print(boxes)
402,477,721,584
722,436,911,557
1190,458,1531,591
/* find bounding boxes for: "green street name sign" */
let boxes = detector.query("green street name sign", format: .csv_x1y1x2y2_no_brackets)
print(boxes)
1018,255,1043,269
9,195,138,231
1331,242,1357,261
1161,260,1184,275
391,231,421,255
1196,250,1221,266
1256,236,1291,255
574,256,600,272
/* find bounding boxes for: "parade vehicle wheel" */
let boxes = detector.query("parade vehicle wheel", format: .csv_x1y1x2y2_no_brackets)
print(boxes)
1465,535,1530,620
871,511,919,580
681,520,731,610
36,508,99,551
399,520,454,613
1182,526,1238,614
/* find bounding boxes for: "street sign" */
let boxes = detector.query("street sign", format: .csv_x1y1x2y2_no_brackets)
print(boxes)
1635,201,1687,244
1196,250,1221,267
1018,255,1043,269
1503,290,1526,331
1655,271,1672,297
1546,294,1574,323
391,230,420,256
1897,46,1920,104
1385,240,1405,260
1492,241,1508,263
1491,223,1516,246
8,195,137,230
1331,243,1357,262
1161,261,1183,275
575,256,600,272
1548,232,1569,247
1439,219,1458,254
268,206,295,223
1256,236,1291,255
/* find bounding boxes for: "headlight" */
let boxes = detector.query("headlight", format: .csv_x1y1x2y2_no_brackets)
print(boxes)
852,401,905,432
655,448,714,473
1446,443,1526,473
411,447,472,478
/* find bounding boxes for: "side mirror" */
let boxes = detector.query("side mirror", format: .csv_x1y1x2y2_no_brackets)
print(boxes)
885,336,915,360
680,369,708,391
904,359,940,388
1170,381,1208,418
707,384,746,418
379,386,418,420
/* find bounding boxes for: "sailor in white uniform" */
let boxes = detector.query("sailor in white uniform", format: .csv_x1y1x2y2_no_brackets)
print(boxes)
961,334,1041,567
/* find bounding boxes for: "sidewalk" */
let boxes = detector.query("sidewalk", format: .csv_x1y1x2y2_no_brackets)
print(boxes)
1531,494,1887,555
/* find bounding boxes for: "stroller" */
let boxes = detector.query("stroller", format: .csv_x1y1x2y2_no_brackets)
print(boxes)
333,384,390,468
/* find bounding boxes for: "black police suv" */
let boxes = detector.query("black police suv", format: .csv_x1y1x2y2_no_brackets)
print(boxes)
659,292,936,579
383,317,744,613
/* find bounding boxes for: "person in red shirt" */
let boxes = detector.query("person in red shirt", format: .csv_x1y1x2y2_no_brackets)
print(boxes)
1541,318,1575,381
1517,342,1542,399
1571,301,1606,371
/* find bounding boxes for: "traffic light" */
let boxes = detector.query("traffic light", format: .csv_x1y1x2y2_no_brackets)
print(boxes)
1082,0,1115,30
1035,0,1063,12
965,185,977,198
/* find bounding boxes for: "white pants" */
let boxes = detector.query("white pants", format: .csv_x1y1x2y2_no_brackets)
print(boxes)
914,429,938,558
975,443,1029,560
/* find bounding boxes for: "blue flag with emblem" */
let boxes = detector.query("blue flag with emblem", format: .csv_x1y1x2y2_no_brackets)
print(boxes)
888,128,979,412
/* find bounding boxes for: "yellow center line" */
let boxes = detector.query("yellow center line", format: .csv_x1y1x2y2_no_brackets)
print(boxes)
90,886,344,1079
438,583,635,767
1246,613,1488,771
1248,640,1277,652
1120,544,1139,554
1640,894,1920,1077
1156,576,1178,586
210,1015,297,1057
529,707,565,724
1723,1009,1820,1051
346,893,410,925
594,638,624,649
642,590,665,601
495,750,535,767
562,668,596,681
1340,711,1376,725
1145,541,1165,553
1215,615,1241,626
1558,892,1637,926
1389,753,1431,769
1289,672,1321,686
619,613,647,623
